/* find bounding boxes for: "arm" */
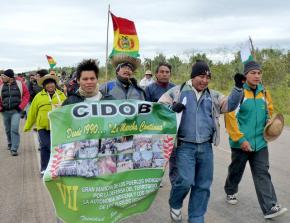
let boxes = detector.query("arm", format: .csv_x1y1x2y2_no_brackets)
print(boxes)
19,81,30,110
144,86,152,102
218,87,243,113
224,111,246,146
225,111,252,152
24,96,38,131
265,90,274,118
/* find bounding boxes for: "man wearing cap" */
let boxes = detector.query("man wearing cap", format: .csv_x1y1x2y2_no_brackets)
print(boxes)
139,70,154,89
0,69,30,156
159,60,244,223
100,60,145,100
224,60,287,219
145,63,175,102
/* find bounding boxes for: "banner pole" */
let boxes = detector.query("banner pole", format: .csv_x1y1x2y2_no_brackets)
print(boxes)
105,4,110,90
249,36,256,60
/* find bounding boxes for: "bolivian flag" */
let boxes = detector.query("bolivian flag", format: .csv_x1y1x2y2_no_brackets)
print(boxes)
110,12,139,58
46,55,57,69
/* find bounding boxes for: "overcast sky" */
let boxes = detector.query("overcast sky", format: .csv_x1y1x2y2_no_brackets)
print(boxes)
1,0,290,72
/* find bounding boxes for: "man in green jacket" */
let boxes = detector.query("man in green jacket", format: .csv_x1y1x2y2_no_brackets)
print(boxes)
224,61,287,219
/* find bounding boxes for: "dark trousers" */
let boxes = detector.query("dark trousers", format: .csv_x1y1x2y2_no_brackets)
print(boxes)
224,147,277,214
38,130,51,172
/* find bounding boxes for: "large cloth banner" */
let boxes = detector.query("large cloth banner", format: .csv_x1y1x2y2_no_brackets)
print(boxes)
44,100,176,223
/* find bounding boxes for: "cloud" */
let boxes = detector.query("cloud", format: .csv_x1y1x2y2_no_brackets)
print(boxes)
0,0,290,72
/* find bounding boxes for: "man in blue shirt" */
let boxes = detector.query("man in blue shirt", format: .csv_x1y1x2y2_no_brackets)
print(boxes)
145,62,175,102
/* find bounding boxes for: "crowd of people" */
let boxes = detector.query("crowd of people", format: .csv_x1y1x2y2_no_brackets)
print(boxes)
0,55,287,222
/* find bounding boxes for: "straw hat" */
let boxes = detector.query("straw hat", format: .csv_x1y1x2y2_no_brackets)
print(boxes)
37,74,59,87
264,113,284,142
145,70,152,75
111,53,141,71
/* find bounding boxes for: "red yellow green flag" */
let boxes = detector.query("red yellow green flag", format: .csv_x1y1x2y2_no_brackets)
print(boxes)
110,12,140,58
46,55,57,69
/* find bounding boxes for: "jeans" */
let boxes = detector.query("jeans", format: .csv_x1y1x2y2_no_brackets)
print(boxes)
169,141,213,223
224,147,277,214
2,110,21,151
38,129,51,172
169,148,178,185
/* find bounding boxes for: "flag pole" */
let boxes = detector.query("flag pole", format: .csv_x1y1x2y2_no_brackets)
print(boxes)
105,4,110,86
249,36,256,60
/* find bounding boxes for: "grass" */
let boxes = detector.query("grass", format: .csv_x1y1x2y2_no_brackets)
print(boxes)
284,114,290,126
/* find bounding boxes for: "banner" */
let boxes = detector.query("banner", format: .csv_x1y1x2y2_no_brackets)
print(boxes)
44,100,176,223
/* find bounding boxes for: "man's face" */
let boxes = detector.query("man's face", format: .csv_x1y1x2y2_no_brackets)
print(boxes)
245,69,262,87
30,74,36,81
1,74,10,83
145,74,152,80
155,66,170,83
191,74,211,92
117,65,133,79
35,73,41,80
78,71,98,94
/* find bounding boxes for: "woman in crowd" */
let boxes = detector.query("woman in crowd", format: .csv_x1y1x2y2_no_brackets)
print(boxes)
24,74,66,176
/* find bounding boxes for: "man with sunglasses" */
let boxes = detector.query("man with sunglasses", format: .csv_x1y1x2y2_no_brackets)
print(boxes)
159,60,244,223
100,60,145,100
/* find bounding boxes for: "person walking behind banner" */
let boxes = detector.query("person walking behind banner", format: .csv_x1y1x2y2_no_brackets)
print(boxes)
0,69,30,156
224,61,288,219
139,70,154,89
28,69,48,102
145,62,175,102
24,74,66,176
63,59,105,105
100,55,145,100
158,60,244,223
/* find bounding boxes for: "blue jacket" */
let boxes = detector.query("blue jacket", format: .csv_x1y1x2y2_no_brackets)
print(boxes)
100,79,145,100
145,82,175,102
158,81,243,145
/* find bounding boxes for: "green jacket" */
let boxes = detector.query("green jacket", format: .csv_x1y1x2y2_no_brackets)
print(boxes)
225,83,273,151
24,89,66,131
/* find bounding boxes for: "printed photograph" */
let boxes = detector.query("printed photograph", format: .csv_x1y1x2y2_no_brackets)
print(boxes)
97,156,117,176
61,142,78,160
152,152,165,168
75,139,99,159
133,150,153,169
117,153,133,172
152,135,164,153
76,159,98,178
133,135,153,152
57,160,77,176
100,138,117,155
115,135,134,153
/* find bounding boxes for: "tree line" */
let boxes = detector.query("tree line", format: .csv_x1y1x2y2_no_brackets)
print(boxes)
2,48,290,122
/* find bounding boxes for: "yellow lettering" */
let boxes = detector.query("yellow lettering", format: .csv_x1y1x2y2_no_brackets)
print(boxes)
56,183,79,211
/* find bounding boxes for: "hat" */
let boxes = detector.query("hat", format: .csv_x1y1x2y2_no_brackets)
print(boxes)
4,69,15,78
264,113,284,142
37,74,59,87
111,53,141,71
145,70,152,75
244,61,261,75
191,60,211,78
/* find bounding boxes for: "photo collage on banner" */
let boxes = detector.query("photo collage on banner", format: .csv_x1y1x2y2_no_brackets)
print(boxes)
53,134,168,178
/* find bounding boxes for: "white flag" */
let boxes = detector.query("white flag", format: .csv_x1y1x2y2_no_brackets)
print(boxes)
240,39,253,63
